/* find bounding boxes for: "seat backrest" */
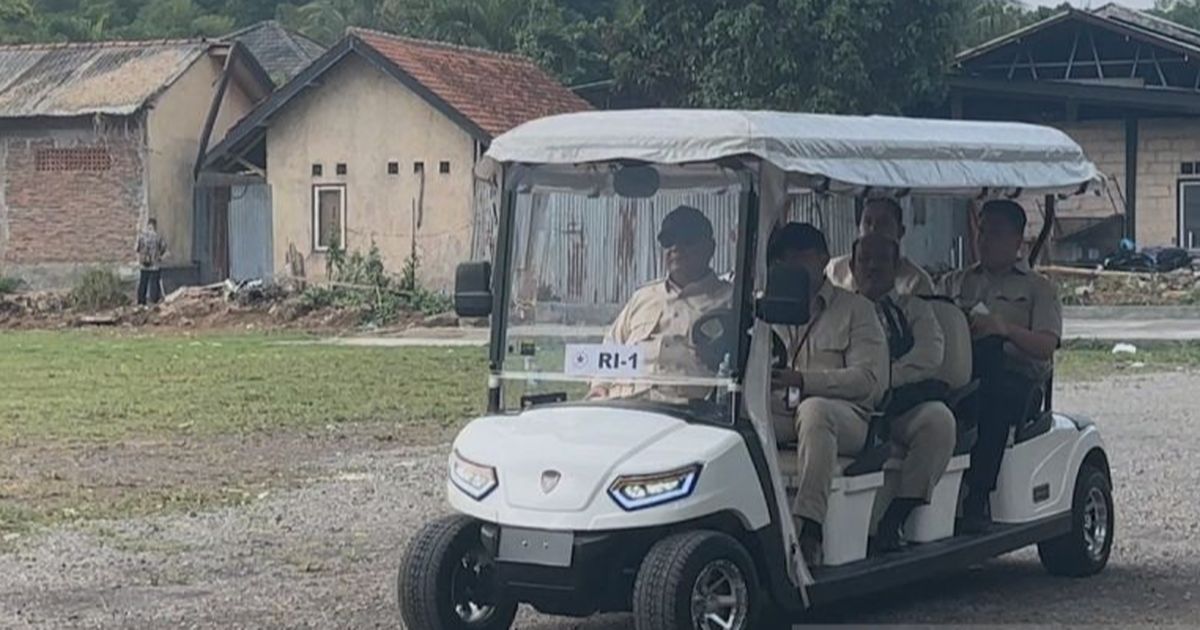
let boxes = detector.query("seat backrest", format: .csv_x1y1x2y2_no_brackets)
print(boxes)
922,296,972,391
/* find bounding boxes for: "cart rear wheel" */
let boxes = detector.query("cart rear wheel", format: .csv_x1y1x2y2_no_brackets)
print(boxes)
398,514,517,630
1038,463,1114,577
633,530,760,630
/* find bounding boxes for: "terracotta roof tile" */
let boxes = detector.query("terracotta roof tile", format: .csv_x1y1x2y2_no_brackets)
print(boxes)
351,28,590,137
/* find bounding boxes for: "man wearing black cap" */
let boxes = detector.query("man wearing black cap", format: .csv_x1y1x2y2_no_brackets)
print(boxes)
768,222,889,566
587,205,732,401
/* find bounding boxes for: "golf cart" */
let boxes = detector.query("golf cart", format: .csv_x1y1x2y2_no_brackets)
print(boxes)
398,110,1114,630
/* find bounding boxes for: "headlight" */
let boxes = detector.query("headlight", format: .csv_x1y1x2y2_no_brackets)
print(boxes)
449,450,498,500
608,464,702,511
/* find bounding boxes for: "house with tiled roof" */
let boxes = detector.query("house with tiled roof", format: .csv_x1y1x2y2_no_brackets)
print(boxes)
0,38,273,288
202,28,590,290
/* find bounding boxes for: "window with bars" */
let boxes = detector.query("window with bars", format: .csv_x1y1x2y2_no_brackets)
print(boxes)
35,147,112,172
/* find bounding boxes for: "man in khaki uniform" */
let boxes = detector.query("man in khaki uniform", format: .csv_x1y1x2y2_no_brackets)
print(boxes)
768,223,889,566
851,233,955,552
827,197,935,295
587,205,732,402
939,199,1063,533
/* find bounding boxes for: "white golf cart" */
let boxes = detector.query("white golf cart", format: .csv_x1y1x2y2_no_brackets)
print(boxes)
398,110,1114,630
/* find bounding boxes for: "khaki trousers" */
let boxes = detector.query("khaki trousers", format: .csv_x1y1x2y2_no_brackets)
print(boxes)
774,397,869,525
888,401,957,502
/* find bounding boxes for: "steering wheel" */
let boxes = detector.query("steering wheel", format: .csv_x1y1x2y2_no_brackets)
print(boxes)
691,309,739,373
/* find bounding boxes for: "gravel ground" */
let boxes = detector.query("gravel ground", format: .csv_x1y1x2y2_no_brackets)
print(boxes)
2,373,1198,628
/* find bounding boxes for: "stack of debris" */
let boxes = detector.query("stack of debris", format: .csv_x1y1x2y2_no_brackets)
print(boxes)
0,291,72,327
1046,265,1200,306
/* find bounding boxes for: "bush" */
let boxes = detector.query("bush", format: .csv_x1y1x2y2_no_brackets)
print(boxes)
70,269,130,311
301,242,453,325
0,275,23,295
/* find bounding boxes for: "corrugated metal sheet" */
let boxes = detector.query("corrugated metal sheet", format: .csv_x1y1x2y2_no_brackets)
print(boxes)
510,193,741,306
787,193,858,256
0,41,206,118
473,188,970,306
228,183,274,281
787,192,970,272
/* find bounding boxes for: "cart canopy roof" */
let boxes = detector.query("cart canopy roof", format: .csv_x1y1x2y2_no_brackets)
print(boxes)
481,109,1103,197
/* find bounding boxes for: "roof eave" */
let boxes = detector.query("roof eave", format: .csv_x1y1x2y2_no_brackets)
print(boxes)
955,10,1074,64
948,75,1200,115
956,7,1200,68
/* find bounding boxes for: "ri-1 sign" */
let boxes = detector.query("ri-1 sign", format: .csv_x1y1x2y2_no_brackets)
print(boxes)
564,343,647,378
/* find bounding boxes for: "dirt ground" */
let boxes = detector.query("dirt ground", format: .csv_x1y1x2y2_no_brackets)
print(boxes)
2,374,1198,629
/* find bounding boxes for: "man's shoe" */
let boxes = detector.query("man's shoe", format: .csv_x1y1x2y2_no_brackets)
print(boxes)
959,513,991,535
958,489,993,535
869,530,903,554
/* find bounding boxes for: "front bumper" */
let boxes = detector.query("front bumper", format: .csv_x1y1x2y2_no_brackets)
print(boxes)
481,523,652,617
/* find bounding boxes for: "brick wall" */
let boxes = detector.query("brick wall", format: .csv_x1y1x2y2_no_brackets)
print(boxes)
1,125,146,266
1053,118,1200,248
1053,120,1127,220
1134,118,1200,247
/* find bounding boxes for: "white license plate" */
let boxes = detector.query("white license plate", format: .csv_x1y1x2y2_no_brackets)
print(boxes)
497,527,574,567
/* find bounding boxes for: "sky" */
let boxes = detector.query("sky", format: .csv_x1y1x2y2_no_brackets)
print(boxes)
1023,0,1156,8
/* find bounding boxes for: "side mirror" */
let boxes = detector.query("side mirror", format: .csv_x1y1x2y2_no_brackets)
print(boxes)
454,261,493,318
755,264,811,326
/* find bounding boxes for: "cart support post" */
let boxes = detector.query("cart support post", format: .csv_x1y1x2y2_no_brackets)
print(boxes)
1030,194,1056,266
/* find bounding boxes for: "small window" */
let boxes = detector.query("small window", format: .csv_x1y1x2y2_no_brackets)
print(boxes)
312,163,323,177
35,147,111,172
388,161,399,175
439,161,451,174
1183,162,1195,175
313,185,347,252
336,163,347,175
413,161,424,173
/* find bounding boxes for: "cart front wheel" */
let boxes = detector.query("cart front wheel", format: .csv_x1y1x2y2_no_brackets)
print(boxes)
633,530,760,630
398,514,517,630
1038,463,1114,577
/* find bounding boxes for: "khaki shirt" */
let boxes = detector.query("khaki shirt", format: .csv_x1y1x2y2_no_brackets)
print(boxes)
773,282,889,411
938,261,1062,380
874,292,945,388
827,253,935,296
598,271,733,401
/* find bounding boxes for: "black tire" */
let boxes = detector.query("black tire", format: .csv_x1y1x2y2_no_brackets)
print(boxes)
633,530,761,630
1038,463,1114,577
398,514,517,630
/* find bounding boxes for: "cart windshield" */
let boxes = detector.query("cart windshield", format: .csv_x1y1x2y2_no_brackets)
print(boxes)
496,166,747,418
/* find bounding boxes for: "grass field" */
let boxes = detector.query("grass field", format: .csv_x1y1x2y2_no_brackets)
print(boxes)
0,331,486,443
1,331,1197,443
0,330,1197,540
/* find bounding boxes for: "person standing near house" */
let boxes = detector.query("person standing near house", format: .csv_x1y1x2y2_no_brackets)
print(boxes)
135,218,168,305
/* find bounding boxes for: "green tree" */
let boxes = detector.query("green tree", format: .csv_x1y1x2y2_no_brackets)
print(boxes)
611,0,964,115
1151,0,1200,30
276,0,377,44
1,0,33,23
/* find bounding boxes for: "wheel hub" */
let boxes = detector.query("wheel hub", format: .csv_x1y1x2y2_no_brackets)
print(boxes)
690,559,749,630
451,550,497,625
1082,486,1110,562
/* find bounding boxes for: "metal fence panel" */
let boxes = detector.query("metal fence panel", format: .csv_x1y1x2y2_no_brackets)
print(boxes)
510,192,741,307
474,186,971,306
228,183,274,282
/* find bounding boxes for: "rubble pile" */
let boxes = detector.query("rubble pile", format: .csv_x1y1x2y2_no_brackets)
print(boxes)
1047,266,1200,307
0,279,457,332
